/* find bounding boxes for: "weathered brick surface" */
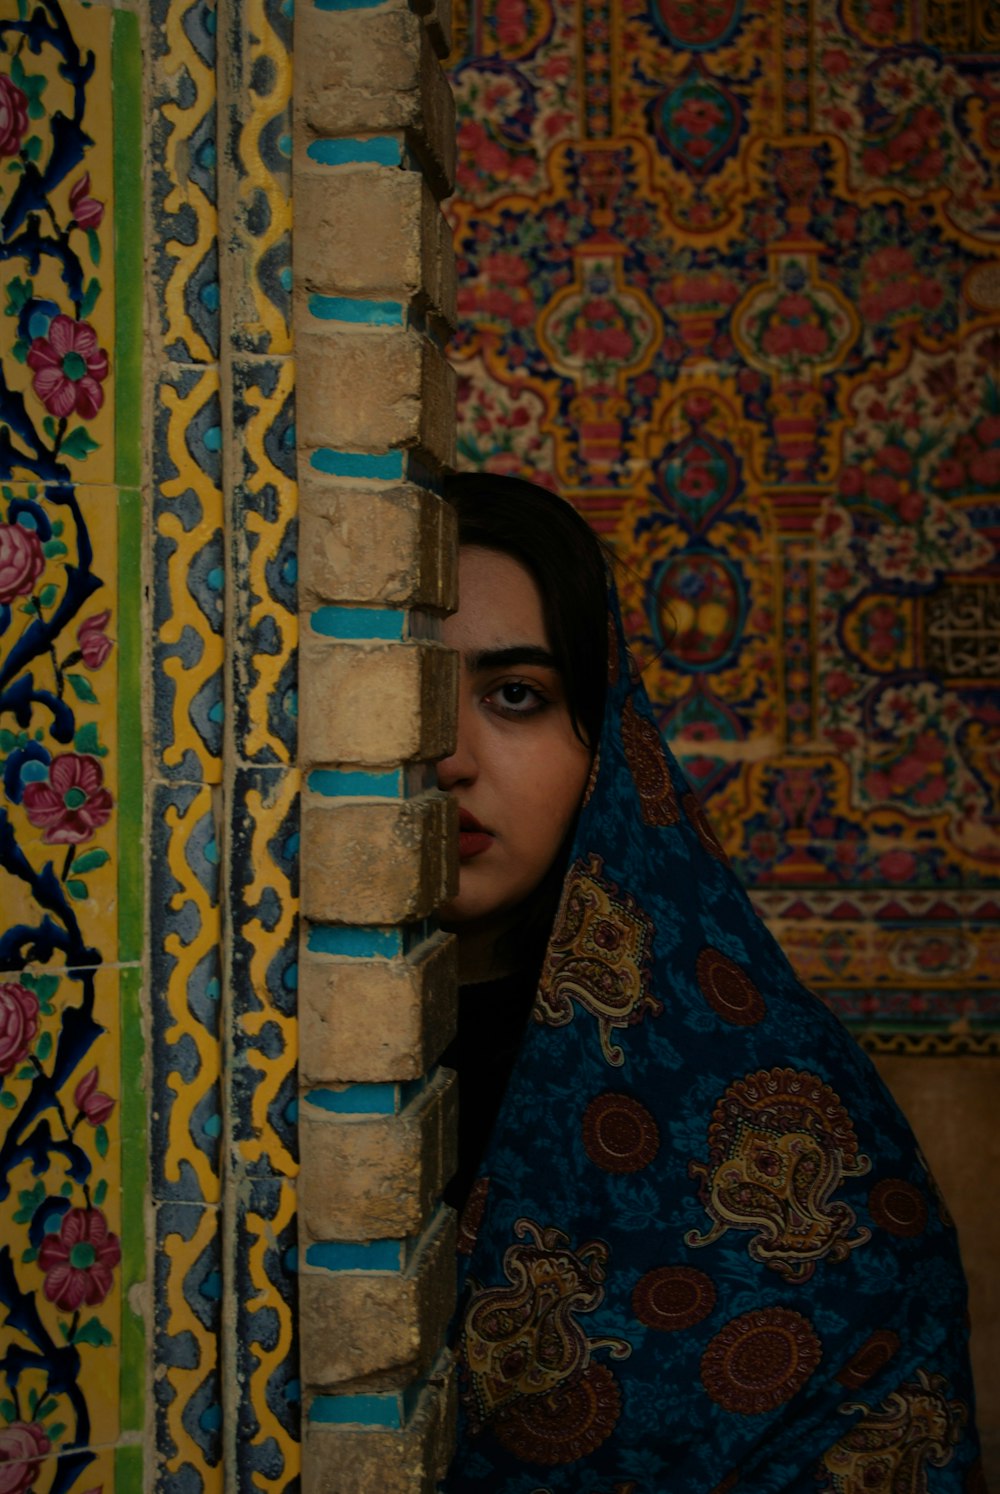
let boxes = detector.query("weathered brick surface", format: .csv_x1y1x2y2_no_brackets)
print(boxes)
295,322,456,471
302,1367,456,1494
295,6,455,198
300,1208,457,1388
300,933,458,1084
301,792,457,924
300,1067,457,1239
299,638,457,767
296,170,456,329
294,0,459,1481
299,483,457,611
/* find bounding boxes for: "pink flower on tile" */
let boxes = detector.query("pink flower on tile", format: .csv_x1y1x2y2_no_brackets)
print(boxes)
39,1207,121,1311
74,1067,115,1126
0,982,40,1076
0,1422,51,1494
0,522,45,605
22,753,113,845
0,75,28,158
76,610,113,669
27,316,109,421
69,172,105,231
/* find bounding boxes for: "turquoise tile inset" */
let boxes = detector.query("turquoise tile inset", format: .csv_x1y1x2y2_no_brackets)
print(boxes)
306,925,405,958
309,1384,424,1428
310,605,406,639
308,768,404,797
306,137,403,166
308,294,404,325
304,1239,405,1271
310,448,406,480
305,1076,427,1114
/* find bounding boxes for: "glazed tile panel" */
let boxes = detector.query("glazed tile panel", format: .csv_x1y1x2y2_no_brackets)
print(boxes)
447,0,1000,1049
0,2,145,1491
149,0,300,1487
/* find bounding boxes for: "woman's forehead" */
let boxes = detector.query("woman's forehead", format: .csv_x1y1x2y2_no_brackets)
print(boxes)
449,546,550,650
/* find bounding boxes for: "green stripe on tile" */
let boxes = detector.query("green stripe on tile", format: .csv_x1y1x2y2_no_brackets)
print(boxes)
112,8,143,489
117,488,142,963
116,1442,144,1488
119,961,146,1432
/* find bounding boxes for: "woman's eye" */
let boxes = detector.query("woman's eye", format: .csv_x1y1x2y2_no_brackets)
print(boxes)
486,680,547,716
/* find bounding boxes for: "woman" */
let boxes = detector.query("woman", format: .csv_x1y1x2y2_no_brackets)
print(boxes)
437,473,981,1492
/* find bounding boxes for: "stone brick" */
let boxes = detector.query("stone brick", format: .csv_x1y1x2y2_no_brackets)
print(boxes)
295,169,456,330
299,483,457,611
295,6,455,198
299,638,457,767
415,0,453,60
300,1208,457,1388
294,322,456,472
302,1366,456,1494
300,1067,457,1239
301,792,457,925
300,932,457,1084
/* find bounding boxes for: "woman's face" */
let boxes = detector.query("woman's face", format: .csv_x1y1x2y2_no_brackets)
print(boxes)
437,545,593,933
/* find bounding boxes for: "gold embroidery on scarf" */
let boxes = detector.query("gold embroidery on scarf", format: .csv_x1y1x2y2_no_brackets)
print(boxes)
686,1067,872,1280
819,1368,968,1492
460,1219,631,1464
535,853,659,1066
621,696,681,825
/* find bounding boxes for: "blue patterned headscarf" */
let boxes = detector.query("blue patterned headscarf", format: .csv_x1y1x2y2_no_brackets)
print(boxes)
442,586,981,1492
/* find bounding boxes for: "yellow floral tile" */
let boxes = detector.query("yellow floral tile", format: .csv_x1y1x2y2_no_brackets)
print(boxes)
0,0,116,487
0,966,122,1455
0,484,119,965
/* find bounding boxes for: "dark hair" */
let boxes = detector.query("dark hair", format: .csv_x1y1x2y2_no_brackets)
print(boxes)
443,473,611,971
443,472,609,749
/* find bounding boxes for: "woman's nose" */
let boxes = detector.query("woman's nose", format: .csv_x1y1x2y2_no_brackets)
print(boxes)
436,691,478,789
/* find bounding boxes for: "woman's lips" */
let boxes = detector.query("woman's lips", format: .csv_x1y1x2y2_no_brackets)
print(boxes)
458,809,494,860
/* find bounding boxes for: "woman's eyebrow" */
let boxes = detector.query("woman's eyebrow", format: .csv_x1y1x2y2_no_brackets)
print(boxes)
464,645,559,672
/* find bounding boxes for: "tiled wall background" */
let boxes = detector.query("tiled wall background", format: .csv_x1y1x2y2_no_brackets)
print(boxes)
444,0,1000,1459
148,0,299,1487
446,0,1000,1054
1,0,301,1488
0,1,144,1488
2,0,999,1486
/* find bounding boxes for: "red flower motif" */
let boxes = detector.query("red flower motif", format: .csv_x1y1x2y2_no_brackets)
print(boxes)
0,522,45,605
976,414,1000,446
69,172,105,231
970,446,1000,486
877,443,913,476
0,1422,51,1494
684,393,715,422
674,97,724,136
678,463,716,500
76,610,113,669
494,0,529,46
933,458,965,490
22,753,113,845
39,1206,121,1311
0,982,40,1076
74,1067,115,1126
0,74,28,158
821,46,853,74
27,316,109,421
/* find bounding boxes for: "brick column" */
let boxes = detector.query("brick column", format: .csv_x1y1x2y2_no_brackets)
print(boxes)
292,2,459,1489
